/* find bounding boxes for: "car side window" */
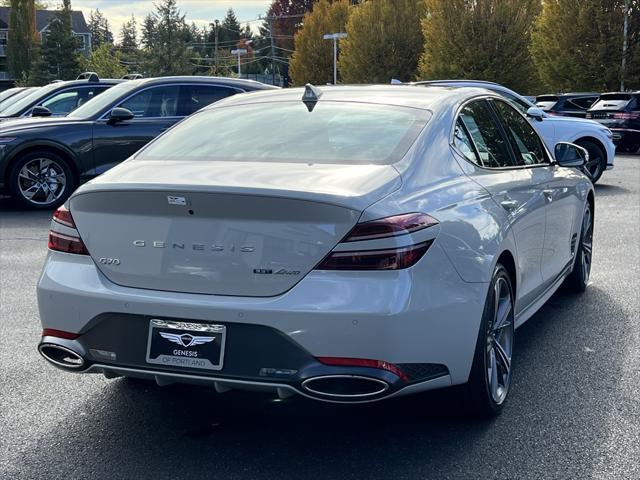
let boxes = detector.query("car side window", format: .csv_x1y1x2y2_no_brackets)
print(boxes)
492,100,548,166
457,101,515,168
453,119,480,164
41,87,109,115
185,86,237,115
117,85,181,118
501,91,530,114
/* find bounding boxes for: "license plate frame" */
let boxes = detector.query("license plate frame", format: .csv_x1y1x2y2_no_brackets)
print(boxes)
145,319,226,371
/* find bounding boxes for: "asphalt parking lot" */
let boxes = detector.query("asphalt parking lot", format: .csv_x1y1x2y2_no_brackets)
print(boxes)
1,155,638,480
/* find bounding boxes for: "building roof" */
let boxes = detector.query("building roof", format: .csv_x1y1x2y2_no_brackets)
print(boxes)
0,7,89,34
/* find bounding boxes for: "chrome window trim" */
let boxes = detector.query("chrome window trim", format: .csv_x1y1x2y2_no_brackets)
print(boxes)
450,95,554,172
97,83,245,121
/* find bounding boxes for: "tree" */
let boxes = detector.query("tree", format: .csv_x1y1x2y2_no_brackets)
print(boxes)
119,15,138,51
219,8,241,45
38,0,81,80
419,0,541,93
289,0,350,85
340,0,425,83
87,9,113,50
531,0,640,91
7,0,38,82
141,0,192,76
81,43,126,78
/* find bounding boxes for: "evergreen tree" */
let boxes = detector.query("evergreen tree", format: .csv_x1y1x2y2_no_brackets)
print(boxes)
39,0,81,80
141,0,191,76
531,0,639,91
7,0,38,82
120,15,138,51
290,0,350,85
340,0,425,83
87,9,113,50
420,0,541,93
219,8,241,45
81,43,126,78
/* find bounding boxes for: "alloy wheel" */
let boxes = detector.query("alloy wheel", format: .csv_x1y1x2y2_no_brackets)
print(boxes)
485,275,514,405
580,205,594,284
17,157,67,206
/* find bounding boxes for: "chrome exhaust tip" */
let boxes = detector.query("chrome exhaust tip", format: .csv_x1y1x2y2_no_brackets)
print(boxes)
302,375,389,399
38,343,85,370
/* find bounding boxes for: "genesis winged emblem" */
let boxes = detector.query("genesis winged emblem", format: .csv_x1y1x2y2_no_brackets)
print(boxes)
159,332,215,348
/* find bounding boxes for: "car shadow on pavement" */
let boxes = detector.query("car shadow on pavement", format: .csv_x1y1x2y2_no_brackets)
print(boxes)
594,183,631,197
5,285,630,480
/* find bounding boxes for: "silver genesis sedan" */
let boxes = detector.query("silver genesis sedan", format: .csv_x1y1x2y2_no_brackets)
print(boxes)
37,85,594,417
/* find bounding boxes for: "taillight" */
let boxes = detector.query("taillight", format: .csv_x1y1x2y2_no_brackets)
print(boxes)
613,112,640,120
48,205,89,255
317,357,409,382
316,213,438,271
42,328,80,340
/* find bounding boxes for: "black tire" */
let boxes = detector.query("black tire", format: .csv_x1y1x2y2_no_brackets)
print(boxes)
576,140,606,184
9,150,74,210
563,201,593,293
461,264,515,418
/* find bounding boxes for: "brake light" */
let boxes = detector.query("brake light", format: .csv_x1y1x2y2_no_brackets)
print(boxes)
48,205,89,255
315,213,438,270
613,112,640,120
343,212,438,242
317,357,409,382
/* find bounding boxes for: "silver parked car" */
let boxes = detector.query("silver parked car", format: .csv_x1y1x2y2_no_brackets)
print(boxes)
37,85,594,417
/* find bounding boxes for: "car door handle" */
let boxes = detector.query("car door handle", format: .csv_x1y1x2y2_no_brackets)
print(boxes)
542,189,554,202
500,200,520,212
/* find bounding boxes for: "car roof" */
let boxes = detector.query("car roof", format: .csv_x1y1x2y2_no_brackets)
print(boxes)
129,76,278,91
46,78,124,87
537,92,599,98
598,91,640,96
204,84,497,112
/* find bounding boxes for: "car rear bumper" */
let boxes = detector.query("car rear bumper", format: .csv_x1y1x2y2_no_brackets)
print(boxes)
37,247,488,401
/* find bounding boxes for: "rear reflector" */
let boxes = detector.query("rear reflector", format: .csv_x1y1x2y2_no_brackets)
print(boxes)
317,240,432,270
48,206,89,255
317,357,409,382
42,328,80,340
613,112,640,120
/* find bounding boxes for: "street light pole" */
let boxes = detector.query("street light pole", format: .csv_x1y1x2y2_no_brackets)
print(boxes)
323,32,347,85
621,0,629,91
231,48,248,76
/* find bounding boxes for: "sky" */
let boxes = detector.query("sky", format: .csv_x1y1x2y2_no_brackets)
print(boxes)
66,1,273,41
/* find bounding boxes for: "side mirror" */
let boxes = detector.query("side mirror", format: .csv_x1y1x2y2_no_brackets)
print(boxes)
526,106,545,121
107,107,134,125
554,142,588,167
31,105,52,117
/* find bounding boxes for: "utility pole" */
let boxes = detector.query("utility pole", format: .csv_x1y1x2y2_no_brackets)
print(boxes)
231,48,248,76
267,16,276,85
323,32,347,85
214,19,219,73
621,0,629,91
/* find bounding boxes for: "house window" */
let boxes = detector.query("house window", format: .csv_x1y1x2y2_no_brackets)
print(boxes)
74,34,86,50
0,31,8,46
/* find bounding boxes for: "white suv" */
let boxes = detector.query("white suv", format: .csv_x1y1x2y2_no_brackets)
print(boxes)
412,80,615,183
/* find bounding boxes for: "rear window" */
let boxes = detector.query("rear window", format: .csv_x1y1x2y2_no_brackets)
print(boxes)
136,101,431,165
589,94,634,111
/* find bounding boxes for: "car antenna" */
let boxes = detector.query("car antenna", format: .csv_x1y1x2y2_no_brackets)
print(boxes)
302,84,322,112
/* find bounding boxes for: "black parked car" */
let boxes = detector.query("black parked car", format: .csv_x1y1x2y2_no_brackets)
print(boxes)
586,92,640,153
535,93,600,118
0,76,277,209
0,73,122,121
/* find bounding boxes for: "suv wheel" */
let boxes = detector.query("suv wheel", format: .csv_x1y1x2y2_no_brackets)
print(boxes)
9,150,74,210
576,140,605,183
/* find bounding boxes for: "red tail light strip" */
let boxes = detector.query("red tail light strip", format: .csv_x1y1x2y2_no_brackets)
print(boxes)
317,240,433,270
317,356,409,382
344,212,438,242
42,328,80,340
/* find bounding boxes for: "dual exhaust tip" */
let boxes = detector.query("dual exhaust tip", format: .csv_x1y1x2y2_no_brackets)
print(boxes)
38,342,392,400
38,343,85,370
